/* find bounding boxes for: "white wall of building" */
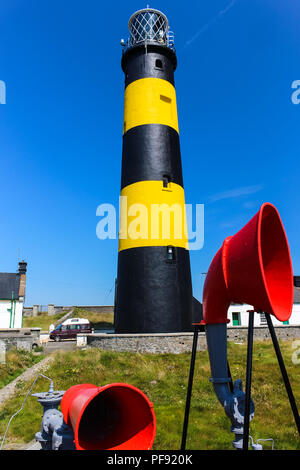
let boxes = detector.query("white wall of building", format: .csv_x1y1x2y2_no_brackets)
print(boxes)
228,303,300,327
0,300,23,328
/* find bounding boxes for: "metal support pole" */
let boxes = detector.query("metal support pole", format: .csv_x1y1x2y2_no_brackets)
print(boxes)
243,310,254,450
181,325,199,450
265,313,300,436
227,362,234,393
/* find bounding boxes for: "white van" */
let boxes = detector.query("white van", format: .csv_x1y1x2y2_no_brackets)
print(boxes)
62,318,90,327
49,317,92,341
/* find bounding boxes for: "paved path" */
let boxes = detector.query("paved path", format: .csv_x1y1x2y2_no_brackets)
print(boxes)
0,337,78,450
0,355,55,407
44,339,77,354
0,355,57,450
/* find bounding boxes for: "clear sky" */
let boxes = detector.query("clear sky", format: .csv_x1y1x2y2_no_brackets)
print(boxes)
0,0,299,307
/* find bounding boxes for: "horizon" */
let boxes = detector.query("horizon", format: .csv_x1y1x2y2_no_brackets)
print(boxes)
0,0,299,306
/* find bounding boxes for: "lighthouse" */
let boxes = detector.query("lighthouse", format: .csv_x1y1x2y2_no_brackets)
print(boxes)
114,8,194,333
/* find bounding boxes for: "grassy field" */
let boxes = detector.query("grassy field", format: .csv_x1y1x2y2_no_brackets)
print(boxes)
0,340,299,450
23,311,68,330
22,308,114,331
0,349,45,390
72,308,114,330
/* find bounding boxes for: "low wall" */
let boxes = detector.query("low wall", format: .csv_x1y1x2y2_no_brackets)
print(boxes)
0,328,41,351
227,325,300,342
78,325,300,354
79,332,207,354
23,305,114,317
23,306,71,317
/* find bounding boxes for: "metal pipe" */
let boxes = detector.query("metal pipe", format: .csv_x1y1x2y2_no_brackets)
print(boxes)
227,362,234,393
12,296,16,328
8,291,14,328
181,325,199,450
201,203,293,449
242,311,254,450
0,374,54,450
265,313,300,436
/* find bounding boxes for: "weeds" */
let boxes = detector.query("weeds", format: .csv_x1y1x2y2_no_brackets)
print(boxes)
0,349,45,389
0,340,299,450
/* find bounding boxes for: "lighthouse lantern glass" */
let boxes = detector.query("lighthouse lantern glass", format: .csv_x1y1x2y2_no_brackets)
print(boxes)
129,9,169,47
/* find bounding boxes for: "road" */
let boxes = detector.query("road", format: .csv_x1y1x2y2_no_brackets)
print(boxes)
43,330,114,354
44,339,77,354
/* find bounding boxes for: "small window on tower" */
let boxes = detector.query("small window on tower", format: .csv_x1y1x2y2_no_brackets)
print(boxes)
166,246,176,262
155,59,163,70
160,95,171,104
163,174,171,188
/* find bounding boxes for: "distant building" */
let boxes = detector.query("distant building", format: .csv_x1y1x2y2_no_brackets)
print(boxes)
228,276,300,326
0,261,27,328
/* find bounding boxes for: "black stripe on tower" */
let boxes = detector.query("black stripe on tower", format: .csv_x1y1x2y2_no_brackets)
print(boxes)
115,40,193,333
115,246,193,333
121,124,184,189
121,44,177,88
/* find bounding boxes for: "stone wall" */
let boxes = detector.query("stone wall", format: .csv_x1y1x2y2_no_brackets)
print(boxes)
227,325,300,342
80,332,206,354
23,306,70,317
23,305,114,317
78,325,300,354
0,328,41,352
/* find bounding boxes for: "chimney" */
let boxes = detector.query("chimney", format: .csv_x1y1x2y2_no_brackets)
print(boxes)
18,260,27,275
18,260,27,299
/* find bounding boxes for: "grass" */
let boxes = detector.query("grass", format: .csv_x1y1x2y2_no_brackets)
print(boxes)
72,307,114,330
22,308,114,331
0,340,299,450
0,349,45,389
23,311,69,331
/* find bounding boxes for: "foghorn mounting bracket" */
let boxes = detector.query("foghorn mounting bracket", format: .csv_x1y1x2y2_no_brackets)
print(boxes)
181,312,300,451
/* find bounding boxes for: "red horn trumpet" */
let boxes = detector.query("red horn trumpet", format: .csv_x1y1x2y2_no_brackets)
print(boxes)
199,203,297,450
203,202,293,324
60,383,156,450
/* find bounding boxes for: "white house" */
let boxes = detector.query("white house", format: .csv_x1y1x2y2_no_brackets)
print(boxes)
0,261,27,328
227,276,300,327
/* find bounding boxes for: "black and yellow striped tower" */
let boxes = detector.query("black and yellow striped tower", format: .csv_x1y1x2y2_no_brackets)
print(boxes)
115,7,193,333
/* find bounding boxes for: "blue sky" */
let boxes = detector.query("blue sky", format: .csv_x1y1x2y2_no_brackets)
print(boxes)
0,0,299,306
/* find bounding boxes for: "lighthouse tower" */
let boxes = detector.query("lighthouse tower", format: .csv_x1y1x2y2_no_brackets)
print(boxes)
115,8,193,333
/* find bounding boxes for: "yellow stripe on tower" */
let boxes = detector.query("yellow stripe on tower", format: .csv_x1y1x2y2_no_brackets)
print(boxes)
123,77,179,134
118,180,189,251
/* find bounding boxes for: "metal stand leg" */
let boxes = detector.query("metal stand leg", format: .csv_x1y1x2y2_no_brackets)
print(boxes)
227,362,234,393
265,313,300,436
243,311,254,450
181,325,199,450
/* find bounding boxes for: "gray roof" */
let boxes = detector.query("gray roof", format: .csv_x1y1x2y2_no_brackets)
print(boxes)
0,273,21,300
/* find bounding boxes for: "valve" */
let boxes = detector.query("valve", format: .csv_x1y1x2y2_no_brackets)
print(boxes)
33,384,75,450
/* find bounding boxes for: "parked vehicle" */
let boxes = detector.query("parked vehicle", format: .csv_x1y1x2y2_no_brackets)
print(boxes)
49,318,92,341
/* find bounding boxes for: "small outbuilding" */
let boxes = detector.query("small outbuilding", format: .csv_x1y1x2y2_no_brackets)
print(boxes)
227,275,300,326
0,261,27,328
